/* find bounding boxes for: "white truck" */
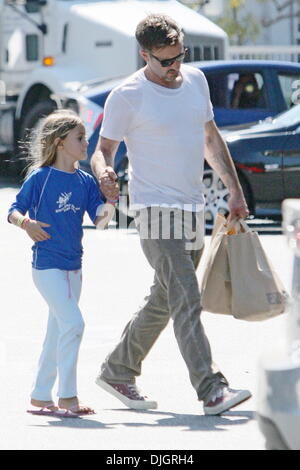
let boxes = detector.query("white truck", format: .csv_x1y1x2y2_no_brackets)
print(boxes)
0,0,228,166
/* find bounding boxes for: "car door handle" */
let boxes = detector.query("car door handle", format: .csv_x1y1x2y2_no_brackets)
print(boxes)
263,150,282,156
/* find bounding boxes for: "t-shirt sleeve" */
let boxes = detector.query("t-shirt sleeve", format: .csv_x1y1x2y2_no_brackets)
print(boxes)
7,172,38,221
86,176,105,223
200,72,214,122
100,90,134,141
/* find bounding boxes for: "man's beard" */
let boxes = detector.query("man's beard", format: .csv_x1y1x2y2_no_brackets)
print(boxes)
164,69,179,82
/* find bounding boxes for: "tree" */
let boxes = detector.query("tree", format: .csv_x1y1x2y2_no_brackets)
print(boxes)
179,0,210,12
256,0,300,27
215,0,260,45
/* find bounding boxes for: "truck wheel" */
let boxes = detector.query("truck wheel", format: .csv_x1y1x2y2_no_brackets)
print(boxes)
17,100,57,173
20,100,57,138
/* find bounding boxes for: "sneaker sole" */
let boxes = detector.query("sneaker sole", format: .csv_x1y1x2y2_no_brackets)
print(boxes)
95,377,158,410
203,390,252,416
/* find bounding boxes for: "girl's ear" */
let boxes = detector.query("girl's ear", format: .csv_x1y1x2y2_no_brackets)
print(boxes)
54,137,63,148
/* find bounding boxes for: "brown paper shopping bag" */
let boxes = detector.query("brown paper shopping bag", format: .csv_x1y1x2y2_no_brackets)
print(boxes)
200,214,232,315
227,219,288,321
200,215,289,321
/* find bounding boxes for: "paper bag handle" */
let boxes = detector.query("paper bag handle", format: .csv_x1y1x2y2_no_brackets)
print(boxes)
238,219,251,233
226,218,250,234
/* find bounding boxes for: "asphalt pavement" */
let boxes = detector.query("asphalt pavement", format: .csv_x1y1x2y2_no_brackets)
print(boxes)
0,177,292,451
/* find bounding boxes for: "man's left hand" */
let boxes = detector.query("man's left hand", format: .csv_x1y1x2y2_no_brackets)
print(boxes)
227,190,249,223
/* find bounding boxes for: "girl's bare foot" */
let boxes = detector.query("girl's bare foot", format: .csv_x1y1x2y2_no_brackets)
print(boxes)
30,398,58,411
58,396,95,414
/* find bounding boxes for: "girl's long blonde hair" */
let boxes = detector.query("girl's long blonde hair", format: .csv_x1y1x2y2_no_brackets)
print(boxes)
25,109,83,178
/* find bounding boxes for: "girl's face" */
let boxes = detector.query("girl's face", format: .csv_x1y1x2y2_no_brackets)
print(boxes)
59,124,88,163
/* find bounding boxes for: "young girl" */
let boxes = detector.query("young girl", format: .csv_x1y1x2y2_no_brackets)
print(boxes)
8,110,116,417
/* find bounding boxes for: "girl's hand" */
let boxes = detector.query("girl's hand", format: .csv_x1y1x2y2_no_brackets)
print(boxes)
25,220,51,242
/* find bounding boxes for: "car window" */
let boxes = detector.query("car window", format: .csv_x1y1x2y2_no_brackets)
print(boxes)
206,72,268,110
278,73,300,108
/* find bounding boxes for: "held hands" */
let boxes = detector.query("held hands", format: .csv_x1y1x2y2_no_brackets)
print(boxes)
99,166,119,202
24,220,51,242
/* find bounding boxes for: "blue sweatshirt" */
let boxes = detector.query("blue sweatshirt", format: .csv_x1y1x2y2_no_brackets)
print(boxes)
8,166,105,270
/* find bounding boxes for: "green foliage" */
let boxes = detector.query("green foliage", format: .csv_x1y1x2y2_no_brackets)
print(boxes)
216,0,261,45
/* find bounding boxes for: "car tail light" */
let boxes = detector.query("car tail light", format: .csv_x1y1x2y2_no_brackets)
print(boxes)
93,112,104,130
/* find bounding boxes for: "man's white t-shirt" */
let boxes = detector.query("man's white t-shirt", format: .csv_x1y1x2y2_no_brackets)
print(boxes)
100,64,214,211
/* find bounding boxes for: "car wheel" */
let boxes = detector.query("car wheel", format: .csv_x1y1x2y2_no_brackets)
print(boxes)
203,168,252,230
203,168,230,229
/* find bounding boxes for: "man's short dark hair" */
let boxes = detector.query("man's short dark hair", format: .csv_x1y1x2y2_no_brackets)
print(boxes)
135,14,184,51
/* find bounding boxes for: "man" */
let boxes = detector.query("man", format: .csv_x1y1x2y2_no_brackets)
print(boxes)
91,14,251,415
231,73,261,109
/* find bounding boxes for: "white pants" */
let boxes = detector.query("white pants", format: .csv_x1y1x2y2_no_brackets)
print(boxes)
31,268,84,401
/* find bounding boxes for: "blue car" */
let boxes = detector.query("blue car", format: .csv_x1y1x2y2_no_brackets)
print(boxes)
206,102,300,224
74,60,300,226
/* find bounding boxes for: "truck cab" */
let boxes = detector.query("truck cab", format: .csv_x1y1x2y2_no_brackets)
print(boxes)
0,0,228,163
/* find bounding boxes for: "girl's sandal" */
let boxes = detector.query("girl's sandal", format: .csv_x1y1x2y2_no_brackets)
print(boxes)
27,402,58,416
67,404,95,415
57,398,95,416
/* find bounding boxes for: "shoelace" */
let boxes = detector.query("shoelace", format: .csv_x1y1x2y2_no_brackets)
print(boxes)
209,386,227,403
128,384,144,399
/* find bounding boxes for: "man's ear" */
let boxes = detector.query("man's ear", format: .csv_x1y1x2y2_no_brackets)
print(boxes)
139,49,149,63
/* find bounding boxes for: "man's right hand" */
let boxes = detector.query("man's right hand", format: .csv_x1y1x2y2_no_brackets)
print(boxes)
99,166,120,201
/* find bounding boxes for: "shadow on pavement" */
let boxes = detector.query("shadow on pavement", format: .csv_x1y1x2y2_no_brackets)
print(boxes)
107,409,253,432
28,418,113,429
33,409,253,431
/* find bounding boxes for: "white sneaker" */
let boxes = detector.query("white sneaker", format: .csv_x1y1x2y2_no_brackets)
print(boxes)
96,377,158,410
203,387,251,415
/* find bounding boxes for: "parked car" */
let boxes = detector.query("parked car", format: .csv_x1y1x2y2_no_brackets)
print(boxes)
206,102,300,226
75,60,300,226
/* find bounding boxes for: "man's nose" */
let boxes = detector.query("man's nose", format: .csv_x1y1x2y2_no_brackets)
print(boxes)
169,61,180,71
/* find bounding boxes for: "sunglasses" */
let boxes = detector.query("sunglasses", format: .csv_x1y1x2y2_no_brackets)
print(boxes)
149,48,187,68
